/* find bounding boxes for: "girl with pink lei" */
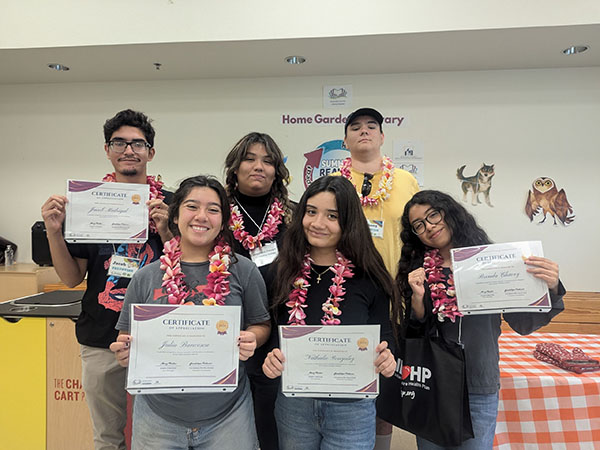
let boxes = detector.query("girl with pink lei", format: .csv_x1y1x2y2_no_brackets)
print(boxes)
262,176,400,450
110,175,270,450
397,190,565,450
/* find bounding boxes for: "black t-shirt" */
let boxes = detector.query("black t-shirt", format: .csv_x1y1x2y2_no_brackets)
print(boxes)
67,189,172,348
271,264,393,344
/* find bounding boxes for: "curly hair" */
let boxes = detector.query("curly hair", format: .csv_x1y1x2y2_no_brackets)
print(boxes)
272,175,402,329
103,109,156,147
224,132,292,222
167,175,236,257
396,190,491,302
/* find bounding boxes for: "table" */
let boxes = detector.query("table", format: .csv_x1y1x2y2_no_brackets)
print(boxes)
494,331,600,450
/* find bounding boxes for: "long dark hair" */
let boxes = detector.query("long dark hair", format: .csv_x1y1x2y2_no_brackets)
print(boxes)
167,175,236,254
224,132,293,222
273,175,401,327
396,190,491,301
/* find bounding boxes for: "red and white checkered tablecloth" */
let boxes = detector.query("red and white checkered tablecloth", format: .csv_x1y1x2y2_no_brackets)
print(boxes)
494,331,600,450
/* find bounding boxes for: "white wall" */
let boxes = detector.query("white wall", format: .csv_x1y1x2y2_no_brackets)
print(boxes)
2,0,599,48
0,67,597,290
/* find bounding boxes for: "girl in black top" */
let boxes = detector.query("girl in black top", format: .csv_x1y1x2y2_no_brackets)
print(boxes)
263,175,400,450
396,190,564,450
224,132,293,450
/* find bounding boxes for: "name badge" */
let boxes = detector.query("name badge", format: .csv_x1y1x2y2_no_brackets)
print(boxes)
107,255,141,278
367,219,384,239
250,241,278,267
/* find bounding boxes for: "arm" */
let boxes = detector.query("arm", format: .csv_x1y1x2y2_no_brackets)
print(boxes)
407,268,426,320
41,195,87,287
504,256,565,335
239,321,271,361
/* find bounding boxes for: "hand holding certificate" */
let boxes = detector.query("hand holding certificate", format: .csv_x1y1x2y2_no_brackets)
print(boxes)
64,179,150,243
126,304,241,395
273,325,381,399
452,241,551,314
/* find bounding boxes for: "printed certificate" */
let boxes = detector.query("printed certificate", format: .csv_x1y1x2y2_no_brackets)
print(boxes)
279,325,380,398
127,304,241,395
64,180,149,243
451,241,550,315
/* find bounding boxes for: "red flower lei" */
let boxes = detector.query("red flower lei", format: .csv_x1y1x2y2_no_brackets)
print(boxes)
339,156,394,207
423,249,462,322
103,173,165,234
160,237,231,305
229,198,284,250
286,251,355,325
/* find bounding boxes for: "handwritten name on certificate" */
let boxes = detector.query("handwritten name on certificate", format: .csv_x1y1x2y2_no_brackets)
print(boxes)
451,241,550,315
64,180,149,243
127,304,241,395
279,325,380,399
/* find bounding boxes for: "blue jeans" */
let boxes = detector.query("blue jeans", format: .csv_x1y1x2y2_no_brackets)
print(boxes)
275,392,376,450
132,383,258,450
417,392,499,450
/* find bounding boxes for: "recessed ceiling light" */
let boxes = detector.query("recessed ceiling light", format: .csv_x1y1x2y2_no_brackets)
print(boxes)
562,45,589,55
285,56,306,65
47,63,70,71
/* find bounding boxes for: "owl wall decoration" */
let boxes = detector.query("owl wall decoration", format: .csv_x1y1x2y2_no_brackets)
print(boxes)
525,177,575,225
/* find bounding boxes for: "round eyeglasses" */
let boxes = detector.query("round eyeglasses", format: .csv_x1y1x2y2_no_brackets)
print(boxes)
411,210,443,235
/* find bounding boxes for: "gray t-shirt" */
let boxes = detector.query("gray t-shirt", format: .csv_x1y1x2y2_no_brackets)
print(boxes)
116,254,269,427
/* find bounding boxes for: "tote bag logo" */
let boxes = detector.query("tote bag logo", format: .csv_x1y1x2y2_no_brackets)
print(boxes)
395,358,432,386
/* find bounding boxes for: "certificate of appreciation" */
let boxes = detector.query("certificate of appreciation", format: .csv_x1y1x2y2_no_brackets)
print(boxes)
279,325,380,399
451,241,550,315
64,180,149,243
127,304,241,395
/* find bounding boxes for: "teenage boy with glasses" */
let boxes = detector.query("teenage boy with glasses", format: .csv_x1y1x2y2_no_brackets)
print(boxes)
41,109,172,450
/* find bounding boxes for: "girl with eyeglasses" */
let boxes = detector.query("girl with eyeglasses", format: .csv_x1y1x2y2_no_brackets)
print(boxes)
262,176,400,450
395,190,565,450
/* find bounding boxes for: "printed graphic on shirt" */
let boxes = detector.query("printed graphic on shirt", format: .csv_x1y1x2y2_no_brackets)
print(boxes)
152,280,207,303
98,243,155,312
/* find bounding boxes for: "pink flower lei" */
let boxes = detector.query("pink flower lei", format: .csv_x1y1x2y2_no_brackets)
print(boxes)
160,236,231,305
229,198,284,250
339,156,394,207
103,173,165,234
423,249,462,322
286,251,355,325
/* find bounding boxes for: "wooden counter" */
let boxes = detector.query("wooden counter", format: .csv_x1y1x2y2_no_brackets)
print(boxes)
0,263,61,302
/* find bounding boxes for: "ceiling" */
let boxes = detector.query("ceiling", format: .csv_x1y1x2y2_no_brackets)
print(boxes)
1,24,598,84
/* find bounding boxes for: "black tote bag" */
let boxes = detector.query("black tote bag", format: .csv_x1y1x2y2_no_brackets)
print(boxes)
376,333,474,447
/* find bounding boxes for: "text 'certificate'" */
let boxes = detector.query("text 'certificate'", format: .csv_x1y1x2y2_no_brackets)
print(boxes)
65,180,149,243
279,325,380,399
451,241,550,315
127,304,241,395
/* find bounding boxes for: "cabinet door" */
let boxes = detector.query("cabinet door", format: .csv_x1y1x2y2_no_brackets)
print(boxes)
0,317,46,450
46,318,93,450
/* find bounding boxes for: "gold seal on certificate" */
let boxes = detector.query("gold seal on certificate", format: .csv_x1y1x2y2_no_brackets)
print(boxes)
451,241,551,315
126,304,241,395
64,179,150,243
279,325,380,399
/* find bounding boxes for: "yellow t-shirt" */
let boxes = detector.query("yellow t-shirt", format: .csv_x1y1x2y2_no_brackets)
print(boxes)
339,167,419,277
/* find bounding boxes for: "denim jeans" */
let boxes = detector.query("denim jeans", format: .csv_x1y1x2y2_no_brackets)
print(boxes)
132,382,259,450
416,392,499,450
275,392,376,450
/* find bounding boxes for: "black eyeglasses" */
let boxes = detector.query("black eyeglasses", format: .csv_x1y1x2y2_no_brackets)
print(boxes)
411,210,443,235
361,173,374,197
108,140,151,154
